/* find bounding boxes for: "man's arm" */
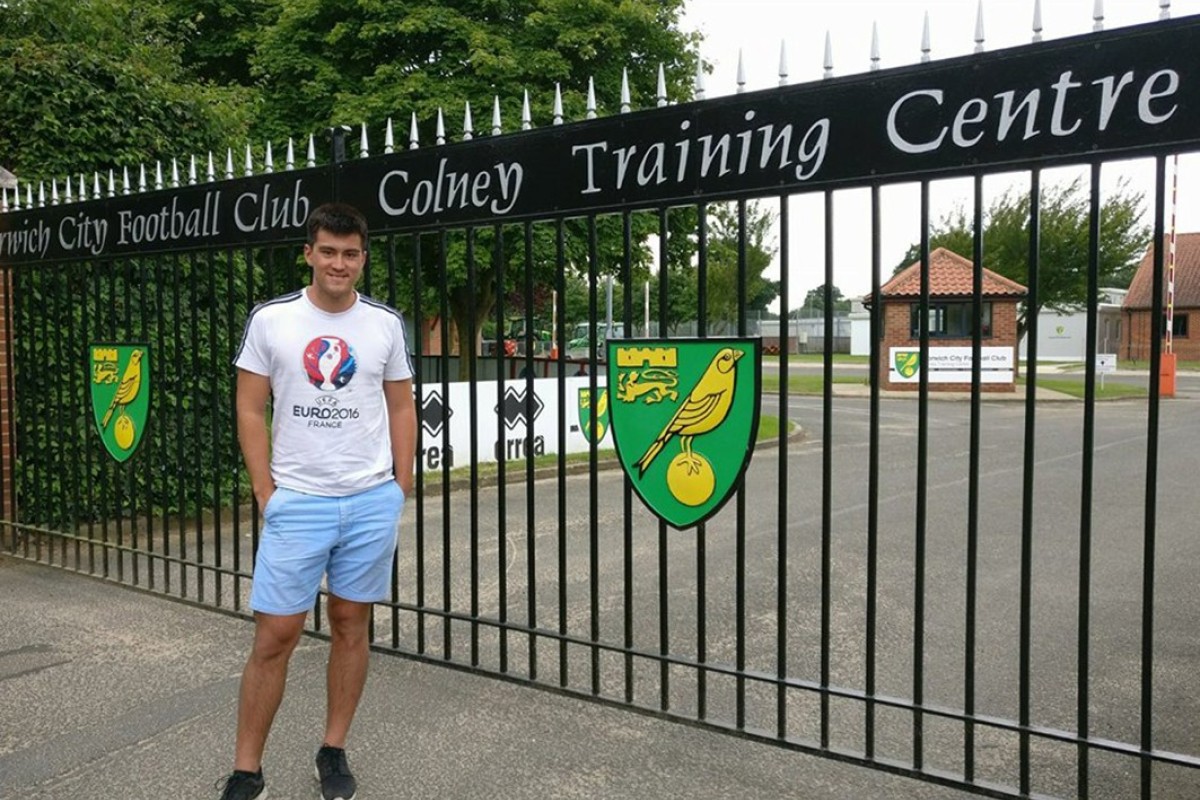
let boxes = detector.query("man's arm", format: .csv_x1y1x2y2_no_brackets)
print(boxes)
235,369,275,510
383,379,417,496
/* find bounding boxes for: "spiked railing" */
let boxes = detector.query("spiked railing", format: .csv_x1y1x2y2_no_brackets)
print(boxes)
0,0,1179,215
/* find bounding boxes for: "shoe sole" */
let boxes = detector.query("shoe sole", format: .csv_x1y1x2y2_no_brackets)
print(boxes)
313,765,356,800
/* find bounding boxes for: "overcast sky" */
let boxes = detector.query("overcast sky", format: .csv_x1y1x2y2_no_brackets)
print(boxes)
676,0,1200,310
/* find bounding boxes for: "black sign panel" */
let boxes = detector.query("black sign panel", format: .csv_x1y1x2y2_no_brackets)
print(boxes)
5,18,1200,265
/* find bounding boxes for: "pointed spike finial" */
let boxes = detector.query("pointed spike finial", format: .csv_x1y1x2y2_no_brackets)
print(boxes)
409,113,420,150
384,117,395,154
492,96,502,135
694,57,706,101
10,183,18,212
225,148,234,180
436,108,446,144
1033,0,1044,42
26,183,33,208
1,187,7,214
122,167,131,196
77,174,85,201
975,0,985,53
306,134,316,168
39,181,47,207
206,152,215,182
823,31,834,79
264,141,275,174
521,89,532,130
188,155,197,185
553,84,564,124
621,68,632,112
462,101,474,141
871,22,881,71
94,172,102,198
921,12,932,63
360,123,369,158
1093,0,1104,32
586,77,597,119
155,161,163,190
736,50,746,94
778,40,789,86
1160,0,1171,20
168,158,178,188
244,144,253,176
107,169,115,198
286,138,295,170
138,164,147,193
656,65,667,107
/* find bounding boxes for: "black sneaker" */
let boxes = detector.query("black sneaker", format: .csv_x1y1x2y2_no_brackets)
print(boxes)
314,745,357,800
216,769,267,800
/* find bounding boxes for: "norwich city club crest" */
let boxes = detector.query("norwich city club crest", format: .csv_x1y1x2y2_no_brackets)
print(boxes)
90,343,151,462
607,338,760,529
577,387,610,444
894,350,920,379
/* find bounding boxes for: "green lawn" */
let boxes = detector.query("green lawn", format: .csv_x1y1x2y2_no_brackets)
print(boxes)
762,374,866,394
763,353,870,365
1016,377,1147,400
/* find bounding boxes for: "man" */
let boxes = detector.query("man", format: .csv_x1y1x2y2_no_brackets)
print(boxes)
219,202,416,800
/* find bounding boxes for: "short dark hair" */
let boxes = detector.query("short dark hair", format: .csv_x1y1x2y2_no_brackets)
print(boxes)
306,202,368,246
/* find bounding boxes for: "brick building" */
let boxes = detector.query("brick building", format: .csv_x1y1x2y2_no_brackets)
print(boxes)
868,247,1027,392
1122,233,1199,362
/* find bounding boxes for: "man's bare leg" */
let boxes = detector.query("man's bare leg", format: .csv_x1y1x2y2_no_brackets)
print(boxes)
233,611,308,772
323,595,373,748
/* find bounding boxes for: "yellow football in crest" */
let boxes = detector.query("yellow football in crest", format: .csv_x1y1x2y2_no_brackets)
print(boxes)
114,413,136,450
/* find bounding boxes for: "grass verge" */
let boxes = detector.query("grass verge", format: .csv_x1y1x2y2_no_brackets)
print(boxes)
1016,377,1147,399
761,374,866,394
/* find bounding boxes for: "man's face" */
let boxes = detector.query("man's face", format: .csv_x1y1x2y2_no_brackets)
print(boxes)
304,230,366,305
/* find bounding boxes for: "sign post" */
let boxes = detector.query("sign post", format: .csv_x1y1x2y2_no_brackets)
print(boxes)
1096,353,1116,391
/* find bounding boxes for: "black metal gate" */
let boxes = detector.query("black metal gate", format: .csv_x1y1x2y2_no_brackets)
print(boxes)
3,15,1200,799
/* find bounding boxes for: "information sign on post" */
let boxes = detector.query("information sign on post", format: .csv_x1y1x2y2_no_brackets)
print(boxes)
1096,353,1116,390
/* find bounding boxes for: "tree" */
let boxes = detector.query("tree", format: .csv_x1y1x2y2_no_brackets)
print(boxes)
249,1,700,377
896,177,1150,340
701,202,780,331
0,0,254,181
796,284,850,316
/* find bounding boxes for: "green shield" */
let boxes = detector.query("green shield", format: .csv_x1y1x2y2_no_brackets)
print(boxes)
90,343,150,462
606,338,760,529
894,350,920,379
577,387,610,444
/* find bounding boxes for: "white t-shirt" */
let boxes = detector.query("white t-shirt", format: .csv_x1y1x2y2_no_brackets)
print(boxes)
233,288,414,496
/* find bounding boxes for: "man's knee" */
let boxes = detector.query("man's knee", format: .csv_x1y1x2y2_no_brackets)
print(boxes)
326,597,371,641
251,612,307,661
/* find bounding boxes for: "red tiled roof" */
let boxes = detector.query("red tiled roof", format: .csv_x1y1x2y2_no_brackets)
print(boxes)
877,247,1027,299
1123,232,1200,310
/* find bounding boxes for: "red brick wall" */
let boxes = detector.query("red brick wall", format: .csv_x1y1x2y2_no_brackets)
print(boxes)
878,299,1020,392
1122,309,1200,362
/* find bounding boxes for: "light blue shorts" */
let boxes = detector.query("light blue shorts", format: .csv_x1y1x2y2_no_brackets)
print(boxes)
250,480,405,615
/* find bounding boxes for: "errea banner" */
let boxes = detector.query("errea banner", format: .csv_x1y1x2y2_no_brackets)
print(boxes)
7,18,1200,264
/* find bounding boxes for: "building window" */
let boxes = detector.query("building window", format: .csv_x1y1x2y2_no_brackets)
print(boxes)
1162,313,1189,338
909,302,993,339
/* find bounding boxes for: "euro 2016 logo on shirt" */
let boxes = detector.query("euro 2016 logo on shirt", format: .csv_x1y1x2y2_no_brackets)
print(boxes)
303,336,357,391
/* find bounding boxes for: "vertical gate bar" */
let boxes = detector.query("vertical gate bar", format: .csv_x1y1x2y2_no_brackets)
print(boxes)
172,254,186,596
494,224,509,674
386,234,401,647
736,199,748,729
2,266,15,553
226,248,239,610
587,216,600,695
821,191,834,749
411,233,426,654
620,211,635,703
1022,169,1041,786
189,253,203,601
866,185,882,760
914,180,931,769
438,229,453,661
138,256,153,588
1076,165,1101,799
20,268,33,561
466,227,480,666
555,218,568,687
29,268,42,561
154,254,169,589
965,173,985,782
124,257,136,580
73,262,86,571
51,259,67,563
113,260,127,578
99,264,113,574
1140,156,1167,800
208,250,221,604
522,220,537,679
77,265,93,570
776,194,790,740
242,246,259,607
696,203,709,720
657,207,671,712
